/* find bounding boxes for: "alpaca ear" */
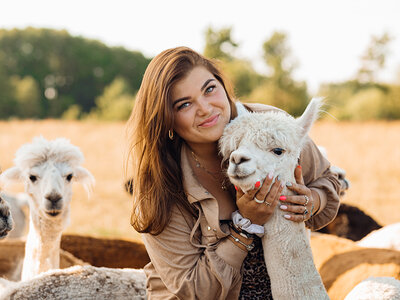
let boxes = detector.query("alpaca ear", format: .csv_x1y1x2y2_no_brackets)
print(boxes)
296,97,324,138
0,167,22,187
235,102,249,117
74,167,95,196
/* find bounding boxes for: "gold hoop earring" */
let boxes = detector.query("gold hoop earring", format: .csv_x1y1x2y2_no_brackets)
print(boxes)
168,130,174,140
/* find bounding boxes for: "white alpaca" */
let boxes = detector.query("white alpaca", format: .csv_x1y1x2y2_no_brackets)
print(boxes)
0,137,94,281
344,277,400,300
357,222,400,251
0,192,29,238
219,98,329,299
0,265,146,300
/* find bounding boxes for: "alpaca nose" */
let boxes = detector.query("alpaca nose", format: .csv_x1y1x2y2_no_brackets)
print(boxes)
230,152,251,165
45,194,62,205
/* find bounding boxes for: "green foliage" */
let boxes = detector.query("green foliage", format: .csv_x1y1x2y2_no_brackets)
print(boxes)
62,104,82,120
87,77,134,121
203,27,238,61
254,32,309,116
0,69,17,118
0,27,150,119
221,59,264,98
318,81,400,120
357,32,392,83
10,75,41,118
249,80,309,116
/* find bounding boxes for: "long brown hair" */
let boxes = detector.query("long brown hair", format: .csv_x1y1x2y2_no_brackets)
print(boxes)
126,47,237,235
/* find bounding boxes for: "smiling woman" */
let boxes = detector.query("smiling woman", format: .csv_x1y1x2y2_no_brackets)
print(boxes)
125,46,340,299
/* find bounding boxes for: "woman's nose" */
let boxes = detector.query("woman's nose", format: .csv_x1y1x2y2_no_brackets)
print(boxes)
197,98,212,115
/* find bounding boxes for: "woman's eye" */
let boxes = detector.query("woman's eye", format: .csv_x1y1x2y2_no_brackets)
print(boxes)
205,85,216,94
66,174,73,182
177,102,190,110
271,148,285,156
29,175,37,183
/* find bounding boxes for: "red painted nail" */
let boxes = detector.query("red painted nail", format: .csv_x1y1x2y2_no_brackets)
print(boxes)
297,165,302,169
255,181,261,188
279,196,287,201
234,186,238,191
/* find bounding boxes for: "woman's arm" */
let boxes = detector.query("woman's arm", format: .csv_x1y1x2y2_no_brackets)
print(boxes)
141,204,247,299
300,136,341,230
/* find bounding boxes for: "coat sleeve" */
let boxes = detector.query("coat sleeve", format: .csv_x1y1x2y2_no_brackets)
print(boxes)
300,137,341,230
141,205,247,299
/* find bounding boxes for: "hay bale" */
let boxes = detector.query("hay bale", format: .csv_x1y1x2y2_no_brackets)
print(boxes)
61,234,150,269
311,233,400,300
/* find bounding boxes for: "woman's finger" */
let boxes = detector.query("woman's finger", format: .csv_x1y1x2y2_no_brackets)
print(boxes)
235,185,244,199
294,165,304,185
254,173,274,202
283,194,311,206
286,181,309,197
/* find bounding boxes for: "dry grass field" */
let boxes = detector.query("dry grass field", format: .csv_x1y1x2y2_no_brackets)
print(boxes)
1,120,400,243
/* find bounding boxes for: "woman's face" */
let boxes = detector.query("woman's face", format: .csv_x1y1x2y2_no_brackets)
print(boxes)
171,66,231,147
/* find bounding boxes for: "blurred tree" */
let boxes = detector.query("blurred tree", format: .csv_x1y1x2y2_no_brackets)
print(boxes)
318,32,399,120
87,77,134,121
203,27,238,61
0,68,16,119
0,27,150,118
357,32,392,83
62,104,82,120
10,75,41,118
250,32,309,116
203,26,262,98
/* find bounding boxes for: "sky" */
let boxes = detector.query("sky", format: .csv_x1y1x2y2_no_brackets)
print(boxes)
1,0,399,93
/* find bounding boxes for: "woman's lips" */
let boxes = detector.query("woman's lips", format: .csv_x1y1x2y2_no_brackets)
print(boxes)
198,114,219,127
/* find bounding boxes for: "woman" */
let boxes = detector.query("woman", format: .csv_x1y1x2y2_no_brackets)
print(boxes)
126,47,340,299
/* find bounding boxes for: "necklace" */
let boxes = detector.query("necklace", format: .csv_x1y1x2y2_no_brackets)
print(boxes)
191,151,228,191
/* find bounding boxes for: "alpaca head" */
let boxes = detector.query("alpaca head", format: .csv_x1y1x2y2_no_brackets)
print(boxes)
0,137,94,220
219,98,323,192
0,194,13,239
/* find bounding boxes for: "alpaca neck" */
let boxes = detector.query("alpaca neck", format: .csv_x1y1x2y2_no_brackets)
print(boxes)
21,209,67,281
262,171,329,300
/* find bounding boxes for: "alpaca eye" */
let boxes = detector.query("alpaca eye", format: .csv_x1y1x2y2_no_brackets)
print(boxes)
29,175,37,183
66,174,73,182
272,148,285,156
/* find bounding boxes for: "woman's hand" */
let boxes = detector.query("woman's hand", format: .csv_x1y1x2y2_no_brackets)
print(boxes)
235,173,284,225
280,165,320,222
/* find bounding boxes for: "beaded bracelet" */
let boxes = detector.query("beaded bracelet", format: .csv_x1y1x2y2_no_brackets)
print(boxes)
229,234,255,251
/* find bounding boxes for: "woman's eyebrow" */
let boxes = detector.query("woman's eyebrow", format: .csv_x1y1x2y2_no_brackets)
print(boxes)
173,96,189,107
173,78,216,106
201,79,215,91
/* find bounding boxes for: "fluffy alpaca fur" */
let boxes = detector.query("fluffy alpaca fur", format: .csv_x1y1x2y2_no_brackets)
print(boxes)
0,137,94,281
0,192,29,239
0,265,146,300
0,195,13,239
344,277,400,300
357,222,400,251
219,98,329,299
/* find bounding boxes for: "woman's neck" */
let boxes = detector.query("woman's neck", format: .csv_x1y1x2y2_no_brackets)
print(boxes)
187,142,221,171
